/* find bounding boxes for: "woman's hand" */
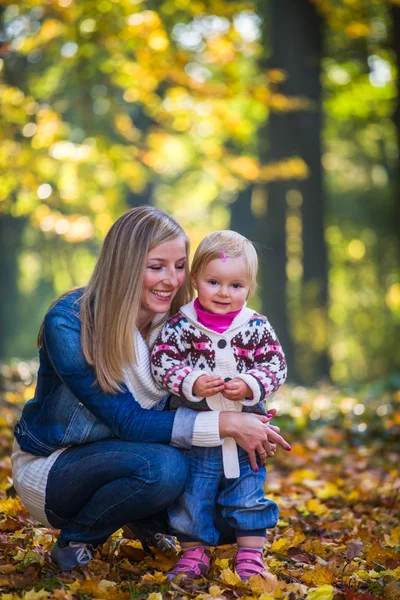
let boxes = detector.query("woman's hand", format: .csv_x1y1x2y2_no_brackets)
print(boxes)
218,409,291,472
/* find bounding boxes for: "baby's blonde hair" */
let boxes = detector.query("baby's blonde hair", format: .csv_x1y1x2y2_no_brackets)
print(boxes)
191,230,258,296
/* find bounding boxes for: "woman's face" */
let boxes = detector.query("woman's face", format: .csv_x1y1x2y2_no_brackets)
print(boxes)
141,236,187,316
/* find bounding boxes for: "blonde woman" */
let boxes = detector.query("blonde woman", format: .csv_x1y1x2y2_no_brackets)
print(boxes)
11,207,289,571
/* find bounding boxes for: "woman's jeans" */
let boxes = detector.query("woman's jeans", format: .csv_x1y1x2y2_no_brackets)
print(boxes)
45,439,188,547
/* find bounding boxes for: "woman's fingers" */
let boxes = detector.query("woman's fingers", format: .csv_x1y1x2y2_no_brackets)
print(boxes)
248,450,258,472
265,425,291,451
267,424,281,433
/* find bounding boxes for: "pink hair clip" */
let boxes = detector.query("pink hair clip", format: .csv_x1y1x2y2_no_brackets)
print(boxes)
220,249,226,262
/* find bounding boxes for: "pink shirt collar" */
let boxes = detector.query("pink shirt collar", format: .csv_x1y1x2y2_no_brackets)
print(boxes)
194,298,242,333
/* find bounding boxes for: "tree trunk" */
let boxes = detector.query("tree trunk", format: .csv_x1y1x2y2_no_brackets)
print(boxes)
258,0,328,382
391,4,400,253
229,185,255,240
0,215,26,360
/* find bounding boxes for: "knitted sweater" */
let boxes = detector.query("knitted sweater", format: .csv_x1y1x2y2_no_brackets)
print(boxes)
150,300,287,477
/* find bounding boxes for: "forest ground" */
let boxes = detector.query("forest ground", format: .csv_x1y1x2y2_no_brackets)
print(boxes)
0,362,399,600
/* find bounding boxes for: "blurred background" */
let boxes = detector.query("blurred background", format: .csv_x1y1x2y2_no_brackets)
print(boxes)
0,0,399,394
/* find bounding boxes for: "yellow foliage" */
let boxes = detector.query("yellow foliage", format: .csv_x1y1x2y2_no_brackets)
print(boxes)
344,22,372,38
302,566,335,586
147,593,163,600
266,69,287,83
39,19,65,42
385,527,400,548
230,156,260,181
22,591,51,600
0,497,24,517
316,482,340,499
306,585,334,600
220,568,242,586
141,571,168,584
383,566,400,580
306,498,329,515
248,572,281,595
289,469,318,484
261,158,309,182
271,538,289,554
214,557,230,570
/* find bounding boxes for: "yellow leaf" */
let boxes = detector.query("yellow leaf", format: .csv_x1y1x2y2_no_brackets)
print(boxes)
209,585,224,597
383,566,400,580
271,538,289,553
368,570,381,579
289,469,318,484
0,497,24,517
147,594,162,600
98,580,117,590
306,498,328,516
290,533,306,548
141,571,168,584
302,566,334,586
23,591,51,600
220,568,242,586
67,581,81,594
248,572,281,595
316,482,340,499
214,557,230,570
306,585,334,600
385,526,400,548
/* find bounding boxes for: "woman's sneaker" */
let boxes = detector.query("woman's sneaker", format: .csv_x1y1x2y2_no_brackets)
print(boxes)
167,546,211,581
51,540,93,571
235,548,265,582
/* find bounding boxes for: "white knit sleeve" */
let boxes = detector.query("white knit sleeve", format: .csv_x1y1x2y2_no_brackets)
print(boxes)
192,411,222,447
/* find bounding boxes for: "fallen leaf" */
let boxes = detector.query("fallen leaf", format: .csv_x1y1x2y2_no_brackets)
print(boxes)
248,572,281,594
306,584,335,600
345,540,364,560
220,568,242,586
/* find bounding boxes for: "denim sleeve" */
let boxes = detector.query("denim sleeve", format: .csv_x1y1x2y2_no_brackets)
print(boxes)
43,309,176,444
170,407,197,449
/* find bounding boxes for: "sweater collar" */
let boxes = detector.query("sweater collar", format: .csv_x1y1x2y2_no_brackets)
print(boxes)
180,299,256,333
194,298,241,333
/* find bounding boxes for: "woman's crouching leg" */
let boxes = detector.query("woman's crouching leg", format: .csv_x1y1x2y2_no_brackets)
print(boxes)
45,440,188,548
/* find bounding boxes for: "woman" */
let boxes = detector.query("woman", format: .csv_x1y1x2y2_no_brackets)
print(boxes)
12,206,289,571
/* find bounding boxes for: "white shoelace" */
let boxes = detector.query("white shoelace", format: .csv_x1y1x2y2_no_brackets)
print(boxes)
69,543,93,564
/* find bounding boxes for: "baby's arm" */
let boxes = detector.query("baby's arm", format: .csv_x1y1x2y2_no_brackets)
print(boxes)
225,317,287,405
151,318,221,402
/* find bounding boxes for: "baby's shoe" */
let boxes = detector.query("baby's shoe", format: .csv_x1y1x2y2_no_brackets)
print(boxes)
167,546,211,581
235,547,265,582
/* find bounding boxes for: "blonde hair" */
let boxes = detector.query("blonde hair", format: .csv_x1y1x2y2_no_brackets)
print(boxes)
38,206,192,394
191,230,258,296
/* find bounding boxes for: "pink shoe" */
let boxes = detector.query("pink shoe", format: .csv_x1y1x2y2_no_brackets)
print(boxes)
167,546,211,581
235,548,265,582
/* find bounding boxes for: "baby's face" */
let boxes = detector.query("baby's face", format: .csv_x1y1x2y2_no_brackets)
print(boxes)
192,256,251,314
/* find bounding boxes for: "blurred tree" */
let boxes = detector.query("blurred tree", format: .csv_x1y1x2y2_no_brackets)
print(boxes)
391,2,400,250
255,0,327,382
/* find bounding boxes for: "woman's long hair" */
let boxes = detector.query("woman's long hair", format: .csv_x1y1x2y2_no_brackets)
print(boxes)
38,206,192,394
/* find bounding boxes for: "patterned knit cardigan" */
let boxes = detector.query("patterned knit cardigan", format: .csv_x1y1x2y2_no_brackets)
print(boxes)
150,301,287,416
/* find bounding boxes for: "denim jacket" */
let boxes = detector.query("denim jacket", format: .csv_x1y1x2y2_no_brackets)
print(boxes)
14,289,196,457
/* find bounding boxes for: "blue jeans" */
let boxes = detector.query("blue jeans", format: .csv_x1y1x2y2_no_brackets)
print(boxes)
168,445,279,546
45,439,188,547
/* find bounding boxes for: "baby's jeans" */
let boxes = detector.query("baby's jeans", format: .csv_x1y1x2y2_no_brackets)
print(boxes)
168,445,279,546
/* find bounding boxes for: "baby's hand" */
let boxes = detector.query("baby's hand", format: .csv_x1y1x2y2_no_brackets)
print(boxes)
223,378,252,401
193,375,225,398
